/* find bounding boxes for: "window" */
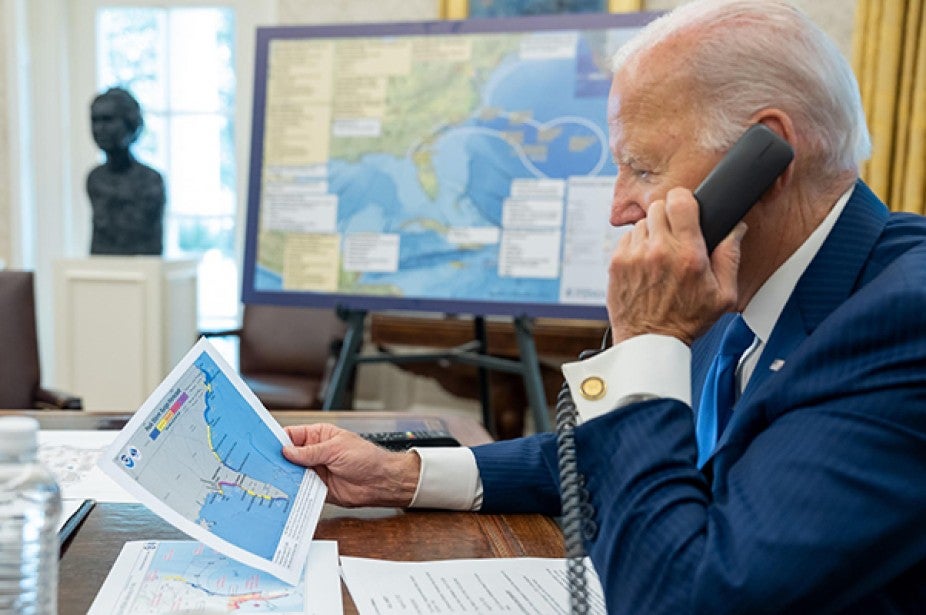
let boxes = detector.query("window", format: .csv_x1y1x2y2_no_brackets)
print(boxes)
96,6,238,326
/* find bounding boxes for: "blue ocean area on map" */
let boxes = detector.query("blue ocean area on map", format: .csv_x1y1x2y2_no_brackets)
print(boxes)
200,485,291,559
142,541,304,610
194,353,303,559
254,35,617,308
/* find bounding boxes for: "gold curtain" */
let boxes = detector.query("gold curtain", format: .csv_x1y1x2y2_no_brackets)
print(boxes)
440,0,468,19
853,0,926,214
440,0,643,19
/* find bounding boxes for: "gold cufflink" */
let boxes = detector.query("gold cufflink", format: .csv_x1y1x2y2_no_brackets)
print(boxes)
579,376,606,401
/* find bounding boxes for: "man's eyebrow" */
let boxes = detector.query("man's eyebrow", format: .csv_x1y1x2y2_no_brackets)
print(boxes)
614,148,647,167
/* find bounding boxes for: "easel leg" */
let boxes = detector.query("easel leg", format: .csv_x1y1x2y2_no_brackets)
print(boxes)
514,315,552,432
474,315,495,437
322,308,366,410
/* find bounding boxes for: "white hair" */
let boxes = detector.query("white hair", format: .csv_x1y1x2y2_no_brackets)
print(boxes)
612,0,871,175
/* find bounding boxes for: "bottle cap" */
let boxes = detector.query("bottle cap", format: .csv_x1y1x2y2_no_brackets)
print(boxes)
0,416,39,456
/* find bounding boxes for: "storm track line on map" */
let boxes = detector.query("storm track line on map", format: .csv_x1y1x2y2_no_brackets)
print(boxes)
406,119,608,180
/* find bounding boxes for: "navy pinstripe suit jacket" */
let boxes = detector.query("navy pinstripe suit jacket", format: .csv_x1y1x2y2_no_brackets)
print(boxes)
472,180,926,613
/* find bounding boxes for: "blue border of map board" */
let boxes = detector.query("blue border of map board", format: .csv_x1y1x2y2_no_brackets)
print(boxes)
242,11,659,319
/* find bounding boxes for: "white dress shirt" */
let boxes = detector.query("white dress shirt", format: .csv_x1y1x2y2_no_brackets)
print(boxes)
410,187,853,511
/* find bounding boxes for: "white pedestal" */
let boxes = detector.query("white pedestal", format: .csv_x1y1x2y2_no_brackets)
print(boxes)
54,257,199,411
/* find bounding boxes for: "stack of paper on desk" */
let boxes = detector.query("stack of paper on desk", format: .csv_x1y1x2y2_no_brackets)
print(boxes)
85,337,338,612
79,337,336,613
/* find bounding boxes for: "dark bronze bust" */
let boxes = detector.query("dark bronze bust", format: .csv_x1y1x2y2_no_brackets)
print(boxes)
87,87,165,255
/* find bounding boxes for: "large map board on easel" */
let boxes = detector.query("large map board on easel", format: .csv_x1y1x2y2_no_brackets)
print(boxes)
241,12,655,319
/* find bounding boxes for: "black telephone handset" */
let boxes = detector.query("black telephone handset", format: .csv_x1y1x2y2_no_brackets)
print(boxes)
695,123,795,252
556,124,794,615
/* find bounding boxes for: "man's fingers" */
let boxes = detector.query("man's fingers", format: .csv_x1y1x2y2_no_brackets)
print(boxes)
663,188,704,245
283,423,345,460
283,439,330,467
284,425,306,446
645,198,669,237
628,217,648,249
285,422,342,447
712,220,748,262
711,221,748,304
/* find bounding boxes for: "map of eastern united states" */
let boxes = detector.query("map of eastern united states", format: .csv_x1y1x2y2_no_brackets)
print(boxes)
255,27,619,310
118,354,304,559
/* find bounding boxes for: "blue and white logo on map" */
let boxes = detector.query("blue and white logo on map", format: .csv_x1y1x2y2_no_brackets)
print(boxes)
118,446,140,469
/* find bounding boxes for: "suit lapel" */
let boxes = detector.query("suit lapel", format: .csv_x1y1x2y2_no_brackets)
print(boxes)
707,180,889,461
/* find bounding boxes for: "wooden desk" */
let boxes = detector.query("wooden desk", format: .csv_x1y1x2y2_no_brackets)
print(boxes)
2,411,565,614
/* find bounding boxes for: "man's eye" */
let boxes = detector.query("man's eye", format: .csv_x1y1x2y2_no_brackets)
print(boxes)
616,161,656,182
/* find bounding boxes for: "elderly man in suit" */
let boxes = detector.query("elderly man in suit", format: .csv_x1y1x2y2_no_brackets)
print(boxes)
283,1,926,612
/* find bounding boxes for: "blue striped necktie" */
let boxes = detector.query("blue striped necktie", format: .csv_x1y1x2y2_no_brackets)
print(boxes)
696,315,754,467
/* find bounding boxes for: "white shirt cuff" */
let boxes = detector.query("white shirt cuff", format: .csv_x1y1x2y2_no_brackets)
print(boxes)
409,446,482,511
560,334,691,422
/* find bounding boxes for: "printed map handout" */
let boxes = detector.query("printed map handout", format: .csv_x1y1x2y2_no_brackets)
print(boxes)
97,337,327,585
87,539,341,614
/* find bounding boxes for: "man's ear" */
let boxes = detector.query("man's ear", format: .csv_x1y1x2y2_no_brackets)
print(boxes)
750,109,795,196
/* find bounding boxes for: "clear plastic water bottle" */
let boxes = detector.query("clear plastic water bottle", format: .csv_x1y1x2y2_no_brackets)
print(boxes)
0,416,61,614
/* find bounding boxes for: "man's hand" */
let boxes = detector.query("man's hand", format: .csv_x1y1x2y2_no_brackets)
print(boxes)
283,423,421,508
607,188,747,346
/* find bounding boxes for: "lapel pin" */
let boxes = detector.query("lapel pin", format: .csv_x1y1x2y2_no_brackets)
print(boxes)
770,359,785,372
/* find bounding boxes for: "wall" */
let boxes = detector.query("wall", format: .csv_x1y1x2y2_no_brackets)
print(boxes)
275,0,856,52
277,0,438,24
645,0,857,60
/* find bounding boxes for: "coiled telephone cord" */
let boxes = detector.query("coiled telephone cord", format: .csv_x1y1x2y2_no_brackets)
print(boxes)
555,331,610,615
556,381,591,615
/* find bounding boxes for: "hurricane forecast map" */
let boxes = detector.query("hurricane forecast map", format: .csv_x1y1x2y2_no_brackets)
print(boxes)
98,339,326,584
108,541,306,613
245,16,648,317
87,540,342,614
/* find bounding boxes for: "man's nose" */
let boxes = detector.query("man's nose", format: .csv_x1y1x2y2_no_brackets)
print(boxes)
610,178,646,227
